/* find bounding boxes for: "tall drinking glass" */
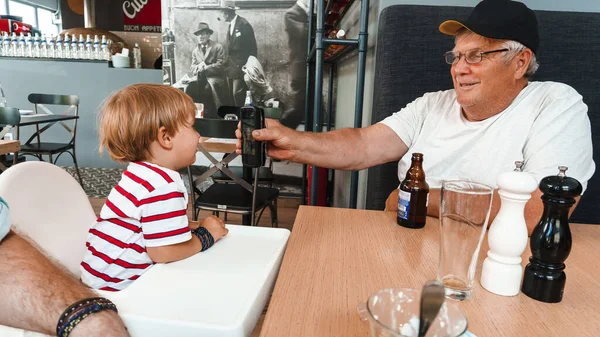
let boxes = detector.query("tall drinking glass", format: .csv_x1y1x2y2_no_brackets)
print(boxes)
438,180,493,300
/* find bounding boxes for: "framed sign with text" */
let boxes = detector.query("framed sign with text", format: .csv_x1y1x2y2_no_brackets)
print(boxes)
123,0,162,32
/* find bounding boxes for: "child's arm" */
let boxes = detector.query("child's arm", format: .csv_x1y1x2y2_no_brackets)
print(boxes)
146,238,202,263
146,216,228,263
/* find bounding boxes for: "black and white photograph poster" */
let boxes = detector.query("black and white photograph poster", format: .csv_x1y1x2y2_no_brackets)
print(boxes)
162,0,310,128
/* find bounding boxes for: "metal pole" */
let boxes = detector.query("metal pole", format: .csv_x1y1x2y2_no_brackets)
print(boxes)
310,0,325,206
326,64,335,206
349,0,370,209
322,38,359,46
83,0,96,28
301,0,316,205
327,64,334,132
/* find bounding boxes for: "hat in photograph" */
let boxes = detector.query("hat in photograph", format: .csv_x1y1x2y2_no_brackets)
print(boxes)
221,0,240,11
439,0,540,54
194,22,214,36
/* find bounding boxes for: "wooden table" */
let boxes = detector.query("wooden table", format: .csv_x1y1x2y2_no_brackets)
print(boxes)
0,139,20,155
200,137,237,153
260,206,600,337
0,139,20,171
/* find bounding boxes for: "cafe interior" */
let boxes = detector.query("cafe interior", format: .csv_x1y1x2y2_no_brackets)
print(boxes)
0,0,599,336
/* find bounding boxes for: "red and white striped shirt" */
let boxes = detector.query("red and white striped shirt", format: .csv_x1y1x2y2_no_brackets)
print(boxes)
80,162,191,291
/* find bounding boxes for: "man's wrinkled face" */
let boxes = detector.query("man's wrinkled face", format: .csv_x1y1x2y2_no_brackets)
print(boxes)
451,34,515,113
197,32,210,45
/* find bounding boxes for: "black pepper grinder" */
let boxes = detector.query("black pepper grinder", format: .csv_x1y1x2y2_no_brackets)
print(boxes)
521,166,582,303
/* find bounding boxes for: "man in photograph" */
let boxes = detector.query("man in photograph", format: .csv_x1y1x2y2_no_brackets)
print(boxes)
187,22,231,117
222,0,258,106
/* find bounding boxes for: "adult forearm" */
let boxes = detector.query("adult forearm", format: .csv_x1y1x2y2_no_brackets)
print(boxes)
0,232,128,336
292,128,371,170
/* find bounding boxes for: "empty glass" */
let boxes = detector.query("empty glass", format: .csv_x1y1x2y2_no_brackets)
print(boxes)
358,288,468,337
438,180,493,300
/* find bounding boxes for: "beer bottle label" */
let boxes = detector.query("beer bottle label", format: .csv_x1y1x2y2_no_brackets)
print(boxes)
398,190,411,220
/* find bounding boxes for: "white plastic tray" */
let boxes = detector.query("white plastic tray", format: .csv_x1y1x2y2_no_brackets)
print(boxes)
100,225,290,337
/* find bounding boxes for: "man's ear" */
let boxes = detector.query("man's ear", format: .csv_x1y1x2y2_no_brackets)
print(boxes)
157,126,174,150
514,48,532,79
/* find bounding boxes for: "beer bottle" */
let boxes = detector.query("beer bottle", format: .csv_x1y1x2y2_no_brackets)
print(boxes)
397,153,429,228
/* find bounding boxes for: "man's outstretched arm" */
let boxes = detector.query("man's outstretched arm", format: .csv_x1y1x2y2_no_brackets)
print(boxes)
0,231,129,337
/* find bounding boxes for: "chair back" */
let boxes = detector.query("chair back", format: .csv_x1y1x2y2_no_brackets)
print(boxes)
27,93,80,145
0,107,20,126
28,93,79,106
0,162,94,275
0,107,20,139
195,118,238,139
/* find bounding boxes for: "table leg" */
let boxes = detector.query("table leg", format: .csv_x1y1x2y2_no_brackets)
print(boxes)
242,166,252,226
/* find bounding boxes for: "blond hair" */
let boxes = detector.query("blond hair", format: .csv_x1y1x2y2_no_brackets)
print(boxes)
98,84,196,163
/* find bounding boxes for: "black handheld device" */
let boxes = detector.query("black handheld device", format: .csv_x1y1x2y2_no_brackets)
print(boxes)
240,106,266,167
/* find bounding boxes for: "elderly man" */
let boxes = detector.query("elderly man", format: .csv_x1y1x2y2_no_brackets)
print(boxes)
235,0,595,233
221,1,257,106
187,22,231,116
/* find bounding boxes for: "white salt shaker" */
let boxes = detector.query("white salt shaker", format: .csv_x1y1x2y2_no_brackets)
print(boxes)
480,161,537,296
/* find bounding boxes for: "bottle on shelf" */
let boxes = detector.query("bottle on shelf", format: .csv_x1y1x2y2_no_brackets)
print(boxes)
63,34,71,59
55,34,63,58
71,34,79,59
93,35,100,60
397,153,430,229
0,81,7,107
17,33,26,57
40,34,48,58
100,35,109,60
32,33,42,57
106,39,113,60
133,42,142,68
78,34,85,59
0,32,7,57
85,34,92,59
324,29,346,60
25,33,33,58
10,32,18,57
48,34,56,58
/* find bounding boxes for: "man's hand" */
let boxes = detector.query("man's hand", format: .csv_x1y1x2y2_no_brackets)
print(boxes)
385,189,399,212
235,119,298,161
201,216,228,242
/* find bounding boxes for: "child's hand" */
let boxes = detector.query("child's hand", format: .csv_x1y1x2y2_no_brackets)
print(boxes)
202,216,228,241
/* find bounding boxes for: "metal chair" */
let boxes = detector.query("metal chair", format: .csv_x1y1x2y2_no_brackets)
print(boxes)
0,107,21,172
188,118,279,227
206,105,275,185
17,93,83,186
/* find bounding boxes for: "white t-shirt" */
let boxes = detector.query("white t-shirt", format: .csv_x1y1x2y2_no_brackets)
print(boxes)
80,161,191,291
380,81,595,192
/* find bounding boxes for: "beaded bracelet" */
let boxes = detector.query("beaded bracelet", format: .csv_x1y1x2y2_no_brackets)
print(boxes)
56,297,118,337
193,226,215,251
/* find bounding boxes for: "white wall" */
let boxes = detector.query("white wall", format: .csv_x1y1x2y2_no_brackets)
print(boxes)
333,0,600,209
18,0,59,11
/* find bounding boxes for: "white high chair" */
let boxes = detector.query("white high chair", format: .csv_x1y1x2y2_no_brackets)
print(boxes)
0,162,289,337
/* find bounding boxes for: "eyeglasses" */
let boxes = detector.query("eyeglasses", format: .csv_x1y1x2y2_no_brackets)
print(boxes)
444,48,509,65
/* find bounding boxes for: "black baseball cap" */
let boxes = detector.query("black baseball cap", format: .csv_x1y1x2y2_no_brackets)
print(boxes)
439,0,540,54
